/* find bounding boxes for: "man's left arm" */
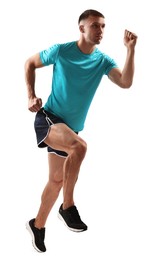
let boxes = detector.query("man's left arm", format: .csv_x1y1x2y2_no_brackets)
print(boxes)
108,29,138,88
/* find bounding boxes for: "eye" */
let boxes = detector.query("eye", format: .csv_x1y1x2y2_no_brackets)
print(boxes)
92,24,98,29
91,23,105,29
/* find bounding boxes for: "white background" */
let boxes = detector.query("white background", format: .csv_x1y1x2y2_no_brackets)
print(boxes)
0,0,159,259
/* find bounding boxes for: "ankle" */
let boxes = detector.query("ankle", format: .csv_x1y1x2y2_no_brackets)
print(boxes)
62,202,74,210
34,218,45,229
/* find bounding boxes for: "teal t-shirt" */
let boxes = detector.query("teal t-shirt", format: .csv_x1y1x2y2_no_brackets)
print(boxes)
40,41,118,131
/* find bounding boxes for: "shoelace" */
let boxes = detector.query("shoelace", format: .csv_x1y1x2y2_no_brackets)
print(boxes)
68,206,82,222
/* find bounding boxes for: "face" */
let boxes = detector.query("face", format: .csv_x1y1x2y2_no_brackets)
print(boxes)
80,16,105,45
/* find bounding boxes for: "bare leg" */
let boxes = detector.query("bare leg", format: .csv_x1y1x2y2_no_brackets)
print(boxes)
62,142,86,209
35,154,65,229
44,123,87,210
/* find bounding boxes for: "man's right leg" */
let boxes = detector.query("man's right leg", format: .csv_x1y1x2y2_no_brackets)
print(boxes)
44,123,87,210
44,123,88,232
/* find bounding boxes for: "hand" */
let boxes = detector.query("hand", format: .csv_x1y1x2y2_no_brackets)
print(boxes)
28,97,42,112
124,29,137,49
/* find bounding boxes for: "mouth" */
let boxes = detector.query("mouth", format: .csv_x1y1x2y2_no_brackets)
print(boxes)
96,35,102,40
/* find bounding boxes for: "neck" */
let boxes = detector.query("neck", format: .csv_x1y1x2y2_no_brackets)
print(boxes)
77,39,96,54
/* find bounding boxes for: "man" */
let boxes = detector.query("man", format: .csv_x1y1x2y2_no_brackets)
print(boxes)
25,9,137,252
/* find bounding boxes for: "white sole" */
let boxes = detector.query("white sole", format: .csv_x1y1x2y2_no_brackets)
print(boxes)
58,213,85,232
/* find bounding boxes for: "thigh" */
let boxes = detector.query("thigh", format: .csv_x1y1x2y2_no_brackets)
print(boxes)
48,153,66,182
44,123,85,155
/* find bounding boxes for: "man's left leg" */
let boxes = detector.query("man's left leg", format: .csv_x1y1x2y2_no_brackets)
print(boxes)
35,153,66,228
26,153,65,252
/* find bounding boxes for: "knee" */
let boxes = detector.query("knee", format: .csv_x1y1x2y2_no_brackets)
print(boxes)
49,175,63,192
72,139,87,161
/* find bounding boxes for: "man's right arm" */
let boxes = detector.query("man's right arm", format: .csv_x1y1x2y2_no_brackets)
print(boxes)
24,53,44,112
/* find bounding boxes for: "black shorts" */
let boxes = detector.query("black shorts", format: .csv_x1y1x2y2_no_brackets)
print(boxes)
34,108,69,157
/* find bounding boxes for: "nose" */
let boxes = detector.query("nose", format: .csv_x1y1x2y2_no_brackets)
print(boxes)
98,26,104,33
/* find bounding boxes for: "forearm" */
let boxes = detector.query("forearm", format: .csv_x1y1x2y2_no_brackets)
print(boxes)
121,48,135,88
25,60,36,99
24,53,43,112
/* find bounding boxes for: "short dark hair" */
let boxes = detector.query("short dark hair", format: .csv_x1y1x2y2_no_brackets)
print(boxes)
78,9,105,24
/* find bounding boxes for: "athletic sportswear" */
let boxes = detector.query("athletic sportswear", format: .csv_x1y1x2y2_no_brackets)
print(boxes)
40,41,118,131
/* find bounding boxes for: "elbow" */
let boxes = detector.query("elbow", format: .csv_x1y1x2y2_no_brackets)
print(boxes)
123,83,132,89
24,59,30,71
120,80,133,89
24,58,35,71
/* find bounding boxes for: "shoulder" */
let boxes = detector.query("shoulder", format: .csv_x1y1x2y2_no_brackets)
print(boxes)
58,41,76,52
97,49,118,67
40,41,75,55
95,49,114,61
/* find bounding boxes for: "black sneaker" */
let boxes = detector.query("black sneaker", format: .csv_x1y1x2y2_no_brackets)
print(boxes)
26,218,46,253
58,204,88,232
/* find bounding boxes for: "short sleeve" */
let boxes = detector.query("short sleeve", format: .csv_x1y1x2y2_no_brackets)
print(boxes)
104,55,118,75
39,44,60,66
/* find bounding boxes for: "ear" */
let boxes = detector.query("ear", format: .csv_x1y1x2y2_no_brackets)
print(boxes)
79,25,85,33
